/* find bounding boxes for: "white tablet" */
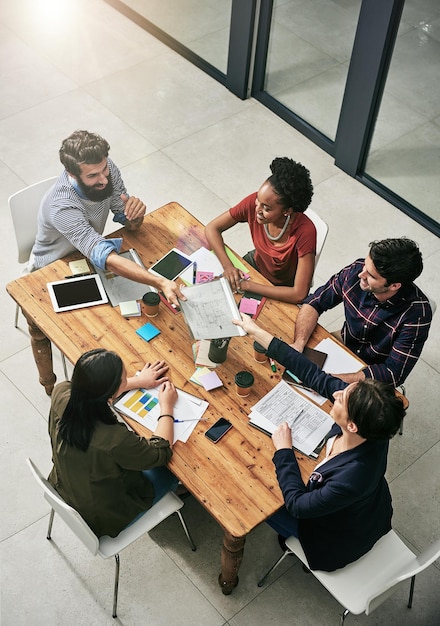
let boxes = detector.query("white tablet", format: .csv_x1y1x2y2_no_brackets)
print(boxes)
47,274,108,312
148,248,193,280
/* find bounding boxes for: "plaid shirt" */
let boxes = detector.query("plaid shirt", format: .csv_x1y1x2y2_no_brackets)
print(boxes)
304,259,432,386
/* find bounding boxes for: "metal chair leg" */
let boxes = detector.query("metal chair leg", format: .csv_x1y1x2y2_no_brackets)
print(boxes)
112,553,120,618
407,574,416,608
340,608,350,625
46,509,55,540
176,510,196,551
257,550,291,587
14,303,20,328
61,352,69,380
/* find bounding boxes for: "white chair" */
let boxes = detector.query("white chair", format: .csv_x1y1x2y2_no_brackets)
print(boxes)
304,208,328,270
9,177,68,379
258,531,440,625
27,458,196,618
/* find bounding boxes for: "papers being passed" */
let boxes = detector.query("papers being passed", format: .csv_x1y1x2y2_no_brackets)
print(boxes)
114,387,208,444
249,380,333,457
178,277,246,340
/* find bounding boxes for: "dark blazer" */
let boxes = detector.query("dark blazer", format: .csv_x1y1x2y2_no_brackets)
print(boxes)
48,382,173,537
267,338,392,571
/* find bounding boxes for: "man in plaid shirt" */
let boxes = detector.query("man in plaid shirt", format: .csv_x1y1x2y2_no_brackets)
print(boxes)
292,238,432,387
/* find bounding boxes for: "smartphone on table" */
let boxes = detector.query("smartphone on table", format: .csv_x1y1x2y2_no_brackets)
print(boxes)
205,417,232,443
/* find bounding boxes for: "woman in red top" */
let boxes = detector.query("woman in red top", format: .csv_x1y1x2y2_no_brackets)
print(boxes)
205,157,316,304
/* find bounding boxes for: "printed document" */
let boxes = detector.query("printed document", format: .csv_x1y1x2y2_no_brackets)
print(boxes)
249,381,333,456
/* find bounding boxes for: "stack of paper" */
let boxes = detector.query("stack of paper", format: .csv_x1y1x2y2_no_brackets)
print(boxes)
248,381,333,457
119,300,141,317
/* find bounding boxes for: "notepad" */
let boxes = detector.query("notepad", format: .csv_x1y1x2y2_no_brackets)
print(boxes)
119,300,141,317
136,323,160,342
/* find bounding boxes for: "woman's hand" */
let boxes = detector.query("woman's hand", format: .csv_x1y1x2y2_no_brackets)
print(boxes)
223,265,243,293
232,312,261,335
272,422,293,450
158,380,178,414
137,360,169,388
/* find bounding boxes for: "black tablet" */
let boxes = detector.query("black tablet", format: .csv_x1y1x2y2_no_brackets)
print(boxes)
47,274,108,312
148,248,193,280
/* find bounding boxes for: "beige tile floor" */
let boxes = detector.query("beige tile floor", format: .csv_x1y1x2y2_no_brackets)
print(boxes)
1,1,439,624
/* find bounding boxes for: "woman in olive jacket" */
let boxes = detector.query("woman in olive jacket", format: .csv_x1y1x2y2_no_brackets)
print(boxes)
48,349,179,537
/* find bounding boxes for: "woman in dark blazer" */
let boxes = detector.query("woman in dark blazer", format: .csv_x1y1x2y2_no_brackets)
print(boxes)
233,314,405,572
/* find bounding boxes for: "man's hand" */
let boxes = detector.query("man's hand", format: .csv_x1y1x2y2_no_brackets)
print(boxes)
272,422,293,450
160,278,185,307
121,194,146,222
333,370,365,384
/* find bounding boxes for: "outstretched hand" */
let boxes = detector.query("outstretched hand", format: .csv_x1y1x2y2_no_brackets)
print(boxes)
232,312,261,335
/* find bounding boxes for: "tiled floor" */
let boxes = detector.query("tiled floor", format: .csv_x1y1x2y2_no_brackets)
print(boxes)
1,1,439,625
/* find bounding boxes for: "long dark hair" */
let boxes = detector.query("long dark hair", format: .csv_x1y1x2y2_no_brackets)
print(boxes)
58,349,123,451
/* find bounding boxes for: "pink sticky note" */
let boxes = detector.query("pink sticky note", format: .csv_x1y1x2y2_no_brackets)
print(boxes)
196,271,214,283
199,371,223,391
239,297,259,315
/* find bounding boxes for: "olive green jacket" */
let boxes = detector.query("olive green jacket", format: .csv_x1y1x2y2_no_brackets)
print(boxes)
48,382,172,537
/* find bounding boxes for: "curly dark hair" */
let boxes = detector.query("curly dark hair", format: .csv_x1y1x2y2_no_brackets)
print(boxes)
59,130,110,177
267,157,314,213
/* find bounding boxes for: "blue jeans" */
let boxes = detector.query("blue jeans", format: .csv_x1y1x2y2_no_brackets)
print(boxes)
125,466,179,528
142,466,179,504
266,505,299,539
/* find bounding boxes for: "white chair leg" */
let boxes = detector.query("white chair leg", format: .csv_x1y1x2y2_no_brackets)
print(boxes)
14,303,20,328
176,510,196,551
257,550,291,587
113,553,120,618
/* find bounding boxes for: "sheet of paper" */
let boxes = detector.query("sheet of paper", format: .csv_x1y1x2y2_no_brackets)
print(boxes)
188,246,224,276
179,277,246,340
239,297,259,315
315,337,364,374
249,381,333,456
114,387,208,444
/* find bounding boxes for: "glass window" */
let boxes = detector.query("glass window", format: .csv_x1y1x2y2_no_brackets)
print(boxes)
121,0,232,74
365,2,440,226
264,0,361,141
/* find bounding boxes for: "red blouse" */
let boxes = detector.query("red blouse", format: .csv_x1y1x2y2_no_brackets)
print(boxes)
229,192,316,286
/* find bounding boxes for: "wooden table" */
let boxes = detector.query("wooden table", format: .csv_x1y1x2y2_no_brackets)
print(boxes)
7,202,343,594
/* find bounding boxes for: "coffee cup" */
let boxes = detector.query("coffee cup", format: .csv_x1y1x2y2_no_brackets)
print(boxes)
142,292,160,317
235,371,254,397
253,341,267,363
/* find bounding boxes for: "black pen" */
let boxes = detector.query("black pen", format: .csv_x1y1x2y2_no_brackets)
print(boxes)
64,272,92,279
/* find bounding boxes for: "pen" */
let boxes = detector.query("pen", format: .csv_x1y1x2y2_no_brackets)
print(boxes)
64,272,92,279
192,261,197,284
174,418,209,423
286,369,301,384
269,358,277,373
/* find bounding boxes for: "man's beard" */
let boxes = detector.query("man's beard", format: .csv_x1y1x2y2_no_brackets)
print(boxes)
77,174,114,201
